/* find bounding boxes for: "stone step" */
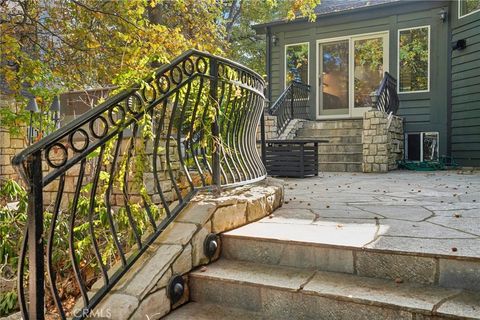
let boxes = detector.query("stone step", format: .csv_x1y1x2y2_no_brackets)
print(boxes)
318,143,363,153
164,302,263,319
304,119,364,129
296,128,363,138
222,230,480,292
189,259,480,320
295,133,362,144
319,162,362,172
319,152,363,163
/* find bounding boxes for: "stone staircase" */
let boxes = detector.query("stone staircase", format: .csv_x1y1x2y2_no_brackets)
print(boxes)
295,119,363,172
166,231,480,319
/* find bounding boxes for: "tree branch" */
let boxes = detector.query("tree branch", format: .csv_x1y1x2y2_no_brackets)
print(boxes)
70,0,143,31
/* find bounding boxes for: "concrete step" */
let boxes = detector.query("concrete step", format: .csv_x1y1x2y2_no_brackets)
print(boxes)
222,233,480,292
164,302,263,319
189,259,480,320
319,162,362,172
319,152,363,163
304,119,364,129
318,143,363,153
296,128,363,138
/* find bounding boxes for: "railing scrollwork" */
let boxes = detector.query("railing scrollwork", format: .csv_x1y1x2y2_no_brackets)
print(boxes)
12,50,266,319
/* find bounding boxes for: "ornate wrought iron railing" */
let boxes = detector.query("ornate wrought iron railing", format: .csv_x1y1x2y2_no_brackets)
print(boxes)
268,81,310,135
373,71,399,115
12,50,266,319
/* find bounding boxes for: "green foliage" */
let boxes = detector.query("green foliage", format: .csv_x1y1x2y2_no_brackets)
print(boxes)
399,27,429,92
461,0,480,15
222,0,321,75
0,179,27,272
0,290,18,316
285,44,309,85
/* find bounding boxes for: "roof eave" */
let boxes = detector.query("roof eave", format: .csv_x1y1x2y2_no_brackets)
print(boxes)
252,1,405,34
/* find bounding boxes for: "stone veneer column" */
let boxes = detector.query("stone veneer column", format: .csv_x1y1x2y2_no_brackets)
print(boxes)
362,109,404,173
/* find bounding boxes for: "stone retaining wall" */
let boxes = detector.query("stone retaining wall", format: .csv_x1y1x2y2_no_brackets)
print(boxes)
362,109,404,173
256,113,277,141
0,128,26,182
42,137,181,210
78,178,283,319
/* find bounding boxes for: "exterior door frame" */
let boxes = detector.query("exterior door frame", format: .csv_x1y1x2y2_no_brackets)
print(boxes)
316,31,389,120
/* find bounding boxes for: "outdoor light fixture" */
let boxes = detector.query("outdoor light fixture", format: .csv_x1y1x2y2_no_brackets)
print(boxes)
26,96,39,145
439,8,447,22
452,39,467,51
272,34,279,46
50,95,61,129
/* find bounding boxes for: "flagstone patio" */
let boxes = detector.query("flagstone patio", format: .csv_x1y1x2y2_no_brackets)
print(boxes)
227,170,480,259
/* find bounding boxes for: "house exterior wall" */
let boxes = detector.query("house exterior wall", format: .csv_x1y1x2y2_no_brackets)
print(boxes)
450,1,480,166
266,1,451,158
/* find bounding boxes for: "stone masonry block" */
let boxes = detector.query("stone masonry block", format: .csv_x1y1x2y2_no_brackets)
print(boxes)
130,288,170,320
212,202,247,233
172,244,192,275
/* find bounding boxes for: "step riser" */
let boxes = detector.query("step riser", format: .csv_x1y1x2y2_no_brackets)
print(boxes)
296,129,363,139
319,162,362,172
222,236,480,292
304,120,364,130
319,153,363,163
295,134,362,144
318,144,363,153
190,277,447,320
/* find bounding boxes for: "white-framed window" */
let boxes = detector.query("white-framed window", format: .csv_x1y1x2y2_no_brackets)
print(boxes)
459,0,480,18
285,42,309,87
397,26,430,93
405,132,439,162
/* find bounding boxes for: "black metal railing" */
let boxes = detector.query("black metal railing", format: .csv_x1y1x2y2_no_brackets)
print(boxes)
12,50,266,319
373,72,399,115
268,81,310,135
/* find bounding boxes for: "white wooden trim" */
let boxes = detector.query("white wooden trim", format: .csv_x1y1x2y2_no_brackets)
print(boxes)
284,42,310,89
458,0,480,19
397,25,431,94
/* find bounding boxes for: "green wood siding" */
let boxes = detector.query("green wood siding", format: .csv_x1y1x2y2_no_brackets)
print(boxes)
268,1,451,157
451,1,480,166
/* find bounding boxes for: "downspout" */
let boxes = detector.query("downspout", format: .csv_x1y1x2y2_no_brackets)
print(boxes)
266,26,272,108
260,26,272,165
446,7,452,159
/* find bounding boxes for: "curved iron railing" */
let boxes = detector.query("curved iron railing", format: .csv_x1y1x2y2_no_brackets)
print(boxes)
373,72,399,115
12,50,266,319
269,81,310,135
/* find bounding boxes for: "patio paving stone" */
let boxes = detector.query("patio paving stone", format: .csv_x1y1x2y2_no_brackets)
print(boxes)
231,171,480,258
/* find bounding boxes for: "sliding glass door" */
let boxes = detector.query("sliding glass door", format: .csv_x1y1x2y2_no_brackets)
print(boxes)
319,40,350,116
317,32,388,118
